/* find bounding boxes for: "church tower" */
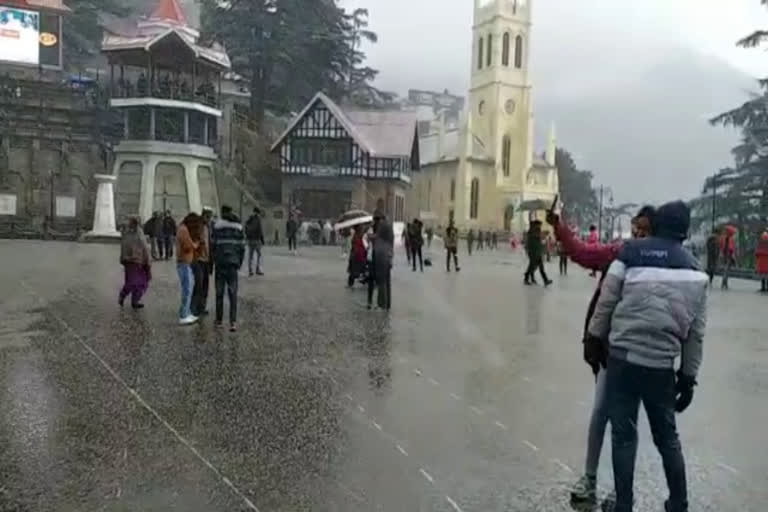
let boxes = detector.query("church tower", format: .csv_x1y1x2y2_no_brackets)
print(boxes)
469,0,533,193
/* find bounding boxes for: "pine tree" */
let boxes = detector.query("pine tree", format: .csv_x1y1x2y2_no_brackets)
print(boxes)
62,0,130,68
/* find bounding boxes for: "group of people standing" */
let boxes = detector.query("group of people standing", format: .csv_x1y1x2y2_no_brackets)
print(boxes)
549,201,706,512
704,226,768,291
143,211,177,260
466,229,498,254
119,205,256,332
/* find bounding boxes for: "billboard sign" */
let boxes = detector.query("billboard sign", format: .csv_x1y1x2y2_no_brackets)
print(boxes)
0,7,40,65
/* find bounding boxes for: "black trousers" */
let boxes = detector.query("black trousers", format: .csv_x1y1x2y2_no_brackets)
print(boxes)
287,234,297,251
410,245,423,271
446,247,459,271
467,240,473,255
524,257,549,283
559,255,568,276
215,265,239,324
607,358,687,512
367,259,391,309
191,261,210,315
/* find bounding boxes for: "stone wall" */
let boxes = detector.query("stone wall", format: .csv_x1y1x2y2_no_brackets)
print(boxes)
0,72,117,239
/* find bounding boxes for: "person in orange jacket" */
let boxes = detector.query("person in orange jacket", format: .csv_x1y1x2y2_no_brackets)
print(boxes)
755,230,768,292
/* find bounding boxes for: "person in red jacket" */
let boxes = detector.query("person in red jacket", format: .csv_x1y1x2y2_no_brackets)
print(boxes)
347,225,368,288
755,230,768,293
547,206,654,505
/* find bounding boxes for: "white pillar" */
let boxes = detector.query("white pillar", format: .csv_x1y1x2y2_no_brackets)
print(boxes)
85,174,120,239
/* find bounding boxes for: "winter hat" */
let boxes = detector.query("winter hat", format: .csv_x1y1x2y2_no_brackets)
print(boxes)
653,201,690,241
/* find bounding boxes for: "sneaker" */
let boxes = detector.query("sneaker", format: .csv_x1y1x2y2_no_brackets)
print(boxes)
256,270,264,276
131,303,145,310
179,315,198,326
229,323,237,333
600,492,620,512
544,279,554,287
249,271,254,277
570,475,597,503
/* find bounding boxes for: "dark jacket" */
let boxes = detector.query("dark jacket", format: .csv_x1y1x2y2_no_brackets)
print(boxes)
212,214,245,268
373,219,394,266
286,219,298,236
526,228,543,260
143,217,157,237
705,235,719,271
162,216,177,237
408,222,423,247
245,214,265,245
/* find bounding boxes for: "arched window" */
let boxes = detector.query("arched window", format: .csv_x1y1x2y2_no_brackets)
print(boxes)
470,178,480,219
502,32,510,66
478,37,484,70
515,35,523,69
450,179,456,201
486,34,493,67
502,135,511,176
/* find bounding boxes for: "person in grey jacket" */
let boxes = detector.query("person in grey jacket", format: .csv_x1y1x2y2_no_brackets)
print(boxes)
586,201,707,512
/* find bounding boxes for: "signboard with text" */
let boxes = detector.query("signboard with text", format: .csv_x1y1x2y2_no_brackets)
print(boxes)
0,7,40,65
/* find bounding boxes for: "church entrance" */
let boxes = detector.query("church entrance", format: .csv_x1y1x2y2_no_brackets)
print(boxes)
503,204,515,232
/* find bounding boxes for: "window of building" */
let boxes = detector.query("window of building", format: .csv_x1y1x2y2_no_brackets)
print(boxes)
515,35,524,69
502,32,510,66
395,195,405,222
450,179,456,201
470,178,480,219
291,139,351,167
478,37,484,70
197,166,218,211
486,34,493,67
502,135,511,176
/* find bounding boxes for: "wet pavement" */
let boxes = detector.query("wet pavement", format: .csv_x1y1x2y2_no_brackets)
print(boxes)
0,240,765,512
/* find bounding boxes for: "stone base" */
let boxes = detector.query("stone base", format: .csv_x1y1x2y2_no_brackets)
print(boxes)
81,231,122,244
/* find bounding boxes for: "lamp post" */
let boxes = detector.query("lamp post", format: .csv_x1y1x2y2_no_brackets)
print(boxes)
597,185,603,241
711,172,717,233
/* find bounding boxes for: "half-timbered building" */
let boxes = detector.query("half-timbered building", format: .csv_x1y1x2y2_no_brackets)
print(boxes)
270,92,420,221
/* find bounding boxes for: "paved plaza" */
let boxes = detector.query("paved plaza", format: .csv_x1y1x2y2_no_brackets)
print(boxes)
0,240,765,511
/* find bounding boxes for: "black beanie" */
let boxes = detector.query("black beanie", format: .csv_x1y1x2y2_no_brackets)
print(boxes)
653,201,690,241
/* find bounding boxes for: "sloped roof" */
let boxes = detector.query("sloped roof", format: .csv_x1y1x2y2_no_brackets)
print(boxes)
344,109,418,158
271,92,419,159
419,130,493,166
102,28,230,70
5,0,71,13
150,0,186,24
532,155,554,168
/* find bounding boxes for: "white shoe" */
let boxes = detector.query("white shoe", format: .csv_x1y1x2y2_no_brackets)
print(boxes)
179,315,198,325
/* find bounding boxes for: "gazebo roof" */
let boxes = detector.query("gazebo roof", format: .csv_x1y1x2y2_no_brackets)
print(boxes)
149,0,187,25
101,0,230,71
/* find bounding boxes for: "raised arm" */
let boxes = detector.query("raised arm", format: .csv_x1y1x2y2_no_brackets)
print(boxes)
553,218,621,270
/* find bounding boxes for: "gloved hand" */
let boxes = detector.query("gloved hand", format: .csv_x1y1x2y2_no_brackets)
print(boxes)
583,334,607,375
546,209,560,228
674,371,696,413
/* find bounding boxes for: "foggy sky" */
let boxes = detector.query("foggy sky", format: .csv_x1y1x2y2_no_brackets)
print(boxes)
341,0,768,203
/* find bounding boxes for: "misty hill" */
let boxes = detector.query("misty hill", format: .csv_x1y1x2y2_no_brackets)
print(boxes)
532,46,753,204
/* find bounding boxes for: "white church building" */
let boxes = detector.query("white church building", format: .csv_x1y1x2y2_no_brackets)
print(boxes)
407,0,559,232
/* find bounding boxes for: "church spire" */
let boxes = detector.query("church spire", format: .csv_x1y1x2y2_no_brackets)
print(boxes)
150,0,187,25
